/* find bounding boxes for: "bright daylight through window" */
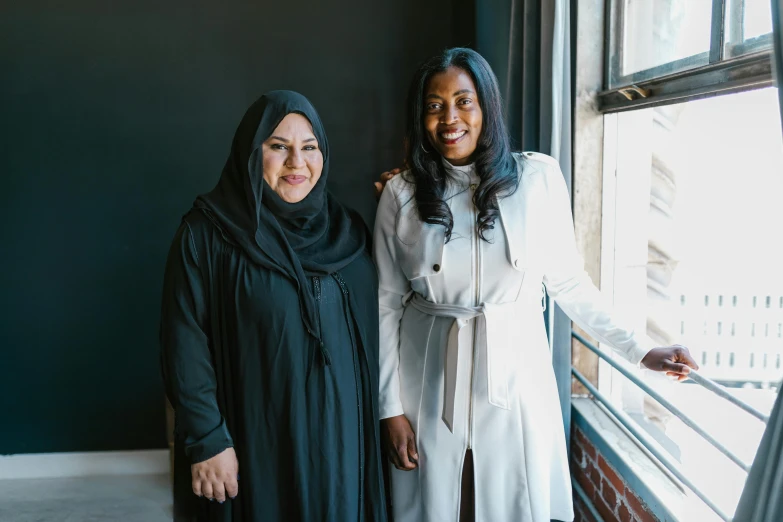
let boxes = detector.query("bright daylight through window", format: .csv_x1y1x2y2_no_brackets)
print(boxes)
588,0,781,519
600,86,782,519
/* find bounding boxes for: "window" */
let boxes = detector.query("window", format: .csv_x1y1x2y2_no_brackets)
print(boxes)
608,0,714,84
597,87,782,519
572,0,782,520
603,0,775,113
724,0,775,57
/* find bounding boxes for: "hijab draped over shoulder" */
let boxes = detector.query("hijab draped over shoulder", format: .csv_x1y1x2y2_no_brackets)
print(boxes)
194,90,366,340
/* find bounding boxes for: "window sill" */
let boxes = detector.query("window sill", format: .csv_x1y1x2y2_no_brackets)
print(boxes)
572,397,722,522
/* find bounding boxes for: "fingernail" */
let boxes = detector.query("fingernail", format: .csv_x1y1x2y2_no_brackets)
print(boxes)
219,501,224,504
209,499,214,502
230,496,237,500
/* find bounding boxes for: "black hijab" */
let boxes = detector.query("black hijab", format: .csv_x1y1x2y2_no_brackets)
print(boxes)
194,90,366,340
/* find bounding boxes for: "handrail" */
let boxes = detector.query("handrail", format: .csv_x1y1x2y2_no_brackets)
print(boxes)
572,367,731,521
572,331,769,424
571,331,755,471
687,371,771,424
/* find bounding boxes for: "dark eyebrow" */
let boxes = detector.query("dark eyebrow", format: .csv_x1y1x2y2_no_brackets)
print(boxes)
425,90,475,100
269,136,317,143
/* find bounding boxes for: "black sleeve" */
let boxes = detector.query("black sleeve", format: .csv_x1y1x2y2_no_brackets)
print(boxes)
159,220,233,464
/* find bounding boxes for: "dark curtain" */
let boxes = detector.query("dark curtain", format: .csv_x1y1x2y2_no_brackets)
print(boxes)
733,3,783,520
475,0,541,151
474,0,574,449
734,387,783,521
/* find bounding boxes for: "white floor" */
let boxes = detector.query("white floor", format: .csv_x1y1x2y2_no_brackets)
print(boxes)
0,473,172,522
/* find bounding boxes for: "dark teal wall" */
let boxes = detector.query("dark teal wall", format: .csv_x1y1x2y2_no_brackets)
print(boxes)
0,1,455,454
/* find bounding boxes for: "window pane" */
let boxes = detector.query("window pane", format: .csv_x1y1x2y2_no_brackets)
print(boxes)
725,0,774,57
742,0,773,38
601,87,783,517
616,0,712,80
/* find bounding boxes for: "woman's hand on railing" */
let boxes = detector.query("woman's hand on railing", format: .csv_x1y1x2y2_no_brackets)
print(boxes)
641,345,700,381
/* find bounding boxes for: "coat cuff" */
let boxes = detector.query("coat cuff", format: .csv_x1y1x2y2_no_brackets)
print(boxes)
184,418,234,464
628,335,657,368
380,400,405,420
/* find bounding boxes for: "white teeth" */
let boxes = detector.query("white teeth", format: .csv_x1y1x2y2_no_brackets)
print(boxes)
441,131,466,140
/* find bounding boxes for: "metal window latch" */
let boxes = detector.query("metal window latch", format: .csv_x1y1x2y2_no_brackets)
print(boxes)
617,85,651,101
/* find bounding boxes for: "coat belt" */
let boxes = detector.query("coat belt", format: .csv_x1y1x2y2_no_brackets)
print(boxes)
409,294,520,433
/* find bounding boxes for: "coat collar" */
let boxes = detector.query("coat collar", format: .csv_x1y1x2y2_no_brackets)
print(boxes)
393,153,539,278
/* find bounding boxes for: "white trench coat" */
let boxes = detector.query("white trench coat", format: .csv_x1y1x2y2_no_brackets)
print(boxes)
373,152,654,522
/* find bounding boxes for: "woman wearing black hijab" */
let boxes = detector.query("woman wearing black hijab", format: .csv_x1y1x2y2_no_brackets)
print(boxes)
160,90,386,522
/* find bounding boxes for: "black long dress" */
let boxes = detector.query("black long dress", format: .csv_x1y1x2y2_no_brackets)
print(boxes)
160,209,386,522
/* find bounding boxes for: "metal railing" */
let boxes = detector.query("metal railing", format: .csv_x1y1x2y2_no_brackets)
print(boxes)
571,331,771,522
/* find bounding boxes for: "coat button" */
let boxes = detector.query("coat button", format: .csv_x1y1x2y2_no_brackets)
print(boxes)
433,264,441,272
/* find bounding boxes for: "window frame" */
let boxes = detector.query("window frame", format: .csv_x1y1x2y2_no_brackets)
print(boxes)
601,0,775,113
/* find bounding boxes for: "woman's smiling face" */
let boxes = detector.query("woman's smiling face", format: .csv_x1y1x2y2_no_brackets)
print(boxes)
261,113,324,203
423,66,483,166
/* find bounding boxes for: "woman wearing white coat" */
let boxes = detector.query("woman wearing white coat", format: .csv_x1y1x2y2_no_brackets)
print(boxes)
373,48,698,522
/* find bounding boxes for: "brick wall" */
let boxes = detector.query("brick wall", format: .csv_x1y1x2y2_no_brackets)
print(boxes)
571,426,660,522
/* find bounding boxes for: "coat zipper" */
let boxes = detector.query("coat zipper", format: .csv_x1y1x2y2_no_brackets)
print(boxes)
468,182,480,450
312,276,331,366
333,273,364,519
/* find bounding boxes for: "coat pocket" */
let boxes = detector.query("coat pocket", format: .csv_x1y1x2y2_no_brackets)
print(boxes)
394,201,447,280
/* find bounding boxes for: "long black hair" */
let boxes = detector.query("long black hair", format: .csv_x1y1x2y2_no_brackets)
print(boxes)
404,47,519,242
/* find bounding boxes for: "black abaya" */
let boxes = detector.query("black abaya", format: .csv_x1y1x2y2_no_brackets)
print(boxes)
161,212,385,522
159,91,386,522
